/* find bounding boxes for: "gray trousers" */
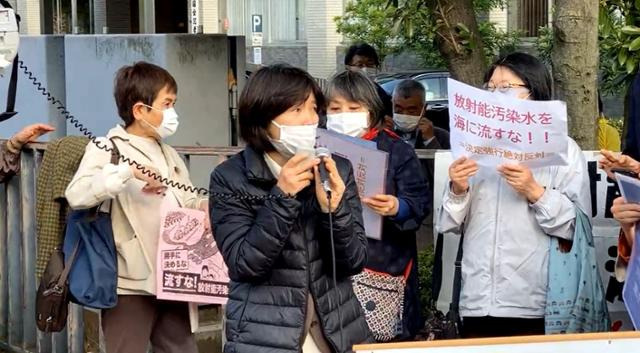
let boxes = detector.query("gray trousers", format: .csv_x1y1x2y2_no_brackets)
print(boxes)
102,295,198,353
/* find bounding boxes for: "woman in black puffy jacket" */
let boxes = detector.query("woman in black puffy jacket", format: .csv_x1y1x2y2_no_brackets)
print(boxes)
209,64,372,353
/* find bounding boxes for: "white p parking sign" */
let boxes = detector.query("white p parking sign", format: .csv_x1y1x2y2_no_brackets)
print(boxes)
252,14,263,33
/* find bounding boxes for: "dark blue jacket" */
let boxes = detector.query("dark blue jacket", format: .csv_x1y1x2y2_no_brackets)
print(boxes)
624,73,640,160
366,130,430,339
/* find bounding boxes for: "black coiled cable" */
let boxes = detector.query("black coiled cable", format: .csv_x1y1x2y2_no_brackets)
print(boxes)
19,60,288,201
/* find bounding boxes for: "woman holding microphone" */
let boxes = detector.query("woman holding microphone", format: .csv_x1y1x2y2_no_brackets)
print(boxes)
209,64,371,353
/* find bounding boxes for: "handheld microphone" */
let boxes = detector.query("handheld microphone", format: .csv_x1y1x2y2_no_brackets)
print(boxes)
315,146,344,348
316,147,331,194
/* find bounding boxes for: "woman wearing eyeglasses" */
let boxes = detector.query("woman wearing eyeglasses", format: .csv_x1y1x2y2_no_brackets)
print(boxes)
436,52,591,338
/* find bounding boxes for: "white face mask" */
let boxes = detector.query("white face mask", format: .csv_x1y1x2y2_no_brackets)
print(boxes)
348,66,379,78
269,121,317,159
326,112,369,137
141,104,179,139
393,113,421,133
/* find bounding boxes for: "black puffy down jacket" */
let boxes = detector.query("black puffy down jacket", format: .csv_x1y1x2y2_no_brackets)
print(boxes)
210,147,373,353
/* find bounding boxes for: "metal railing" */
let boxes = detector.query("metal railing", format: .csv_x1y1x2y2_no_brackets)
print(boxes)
0,142,248,353
0,140,436,353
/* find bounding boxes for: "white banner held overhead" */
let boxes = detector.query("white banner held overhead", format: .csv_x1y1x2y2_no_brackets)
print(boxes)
448,78,569,168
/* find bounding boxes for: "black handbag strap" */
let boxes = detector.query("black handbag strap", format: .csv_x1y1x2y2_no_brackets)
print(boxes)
55,242,80,290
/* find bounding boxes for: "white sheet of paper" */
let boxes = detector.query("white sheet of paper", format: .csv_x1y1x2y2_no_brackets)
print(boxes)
447,78,569,168
616,173,640,204
316,129,388,240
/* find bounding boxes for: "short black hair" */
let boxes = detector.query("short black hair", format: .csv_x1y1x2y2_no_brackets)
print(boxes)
239,64,324,154
114,62,177,127
484,52,553,101
325,70,385,128
393,79,426,104
344,43,380,67
202,265,209,271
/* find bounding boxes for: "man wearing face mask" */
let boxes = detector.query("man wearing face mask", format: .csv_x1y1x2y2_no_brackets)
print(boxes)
66,62,207,353
392,80,450,201
344,43,394,121
392,80,450,150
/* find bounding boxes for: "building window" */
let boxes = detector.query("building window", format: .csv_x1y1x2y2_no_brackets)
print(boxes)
518,0,548,37
227,0,306,44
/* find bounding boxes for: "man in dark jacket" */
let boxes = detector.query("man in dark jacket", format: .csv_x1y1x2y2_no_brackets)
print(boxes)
391,79,449,202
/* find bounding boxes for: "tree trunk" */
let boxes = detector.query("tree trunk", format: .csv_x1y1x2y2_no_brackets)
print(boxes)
430,0,487,87
551,0,599,150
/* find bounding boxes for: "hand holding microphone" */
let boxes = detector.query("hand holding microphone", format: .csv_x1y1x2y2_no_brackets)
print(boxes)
276,153,320,197
314,148,345,213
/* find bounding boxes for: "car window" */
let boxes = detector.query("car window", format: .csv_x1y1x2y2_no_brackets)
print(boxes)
418,77,447,101
380,80,399,95
441,77,448,98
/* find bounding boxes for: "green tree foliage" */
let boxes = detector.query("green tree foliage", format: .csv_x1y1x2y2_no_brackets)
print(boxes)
598,0,640,95
336,0,520,70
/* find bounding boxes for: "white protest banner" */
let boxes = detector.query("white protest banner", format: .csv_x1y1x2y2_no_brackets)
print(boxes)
317,129,388,240
156,199,229,304
448,78,568,167
433,151,633,332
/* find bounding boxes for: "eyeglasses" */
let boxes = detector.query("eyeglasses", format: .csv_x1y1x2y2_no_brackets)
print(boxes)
482,82,529,93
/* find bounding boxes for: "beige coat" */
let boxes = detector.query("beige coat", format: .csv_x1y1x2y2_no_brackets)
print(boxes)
65,125,206,295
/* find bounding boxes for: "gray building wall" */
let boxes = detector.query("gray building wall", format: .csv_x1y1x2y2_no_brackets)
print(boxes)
246,44,307,69
63,34,232,186
0,34,237,189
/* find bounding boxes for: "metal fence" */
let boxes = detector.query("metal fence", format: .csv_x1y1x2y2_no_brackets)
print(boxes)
0,141,435,353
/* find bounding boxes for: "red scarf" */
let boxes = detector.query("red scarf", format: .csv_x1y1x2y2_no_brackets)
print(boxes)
362,128,400,141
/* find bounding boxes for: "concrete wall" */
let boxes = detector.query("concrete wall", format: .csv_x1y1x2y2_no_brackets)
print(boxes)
246,44,307,69
0,34,237,189
63,34,232,186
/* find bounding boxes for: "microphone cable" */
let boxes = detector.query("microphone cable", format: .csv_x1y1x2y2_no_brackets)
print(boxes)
19,59,289,201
